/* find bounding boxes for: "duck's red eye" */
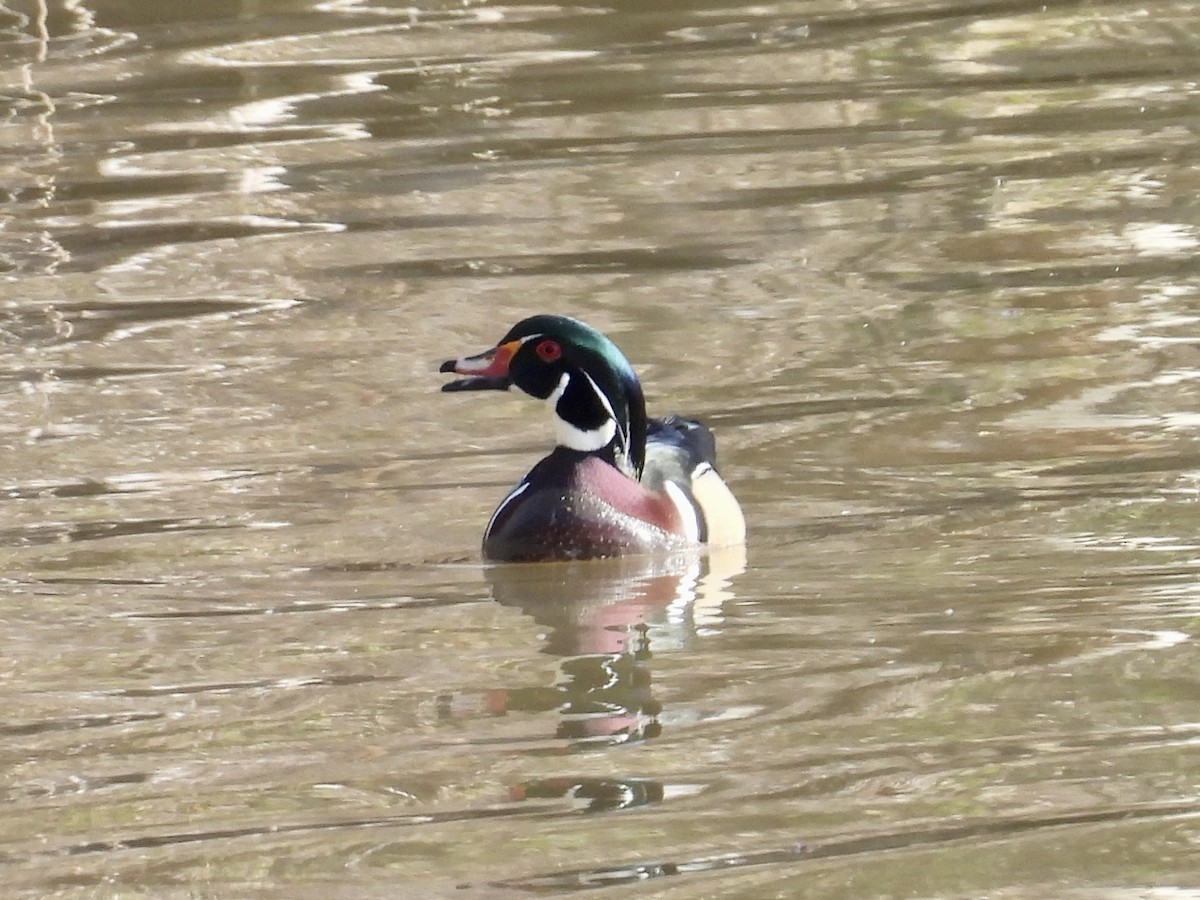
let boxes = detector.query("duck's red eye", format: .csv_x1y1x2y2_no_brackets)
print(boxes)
535,339,561,363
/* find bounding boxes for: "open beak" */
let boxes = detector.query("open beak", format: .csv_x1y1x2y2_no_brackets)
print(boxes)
439,339,519,392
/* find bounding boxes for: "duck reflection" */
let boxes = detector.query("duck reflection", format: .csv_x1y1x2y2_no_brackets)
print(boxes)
510,775,665,814
480,546,743,810
495,614,659,748
488,546,743,745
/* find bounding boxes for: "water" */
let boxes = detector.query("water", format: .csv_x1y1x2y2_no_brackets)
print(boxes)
4,0,1200,895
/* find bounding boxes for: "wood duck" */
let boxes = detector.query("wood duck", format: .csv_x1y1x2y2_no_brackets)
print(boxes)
440,314,745,562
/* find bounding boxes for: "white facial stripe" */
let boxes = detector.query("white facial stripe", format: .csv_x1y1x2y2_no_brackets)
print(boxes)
546,370,570,408
582,370,628,453
663,480,702,542
548,372,617,452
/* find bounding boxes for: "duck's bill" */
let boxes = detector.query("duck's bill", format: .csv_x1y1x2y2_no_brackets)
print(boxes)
440,372,510,392
439,342,517,392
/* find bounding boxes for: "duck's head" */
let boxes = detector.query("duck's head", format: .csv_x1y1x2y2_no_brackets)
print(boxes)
440,314,648,478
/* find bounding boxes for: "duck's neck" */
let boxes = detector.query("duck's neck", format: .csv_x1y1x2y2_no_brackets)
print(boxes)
553,412,618,455
546,371,641,478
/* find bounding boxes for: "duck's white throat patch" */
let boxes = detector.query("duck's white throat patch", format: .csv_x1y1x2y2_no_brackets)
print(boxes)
547,372,617,452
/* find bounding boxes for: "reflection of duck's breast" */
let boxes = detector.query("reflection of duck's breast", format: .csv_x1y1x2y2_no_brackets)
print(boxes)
486,552,745,655
486,558,672,655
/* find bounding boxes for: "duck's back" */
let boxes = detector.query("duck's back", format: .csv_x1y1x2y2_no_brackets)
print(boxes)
642,415,746,549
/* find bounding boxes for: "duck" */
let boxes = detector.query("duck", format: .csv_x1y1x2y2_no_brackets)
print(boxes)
439,314,745,562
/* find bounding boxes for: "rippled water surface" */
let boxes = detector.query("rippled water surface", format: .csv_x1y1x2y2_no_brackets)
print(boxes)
4,0,1200,896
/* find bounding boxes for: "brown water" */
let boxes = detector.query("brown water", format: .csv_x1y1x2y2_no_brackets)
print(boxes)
4,0,1200,896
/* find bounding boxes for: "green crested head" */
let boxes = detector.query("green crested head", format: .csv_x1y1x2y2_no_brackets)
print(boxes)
441,314,648,477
